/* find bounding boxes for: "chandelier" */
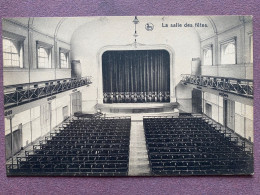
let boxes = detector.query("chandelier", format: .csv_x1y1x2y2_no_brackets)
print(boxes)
132,16,139,47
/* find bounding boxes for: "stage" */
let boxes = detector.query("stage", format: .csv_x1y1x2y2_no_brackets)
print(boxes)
96,102,179,113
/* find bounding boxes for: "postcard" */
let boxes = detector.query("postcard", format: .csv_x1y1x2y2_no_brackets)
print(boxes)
2,16,253,176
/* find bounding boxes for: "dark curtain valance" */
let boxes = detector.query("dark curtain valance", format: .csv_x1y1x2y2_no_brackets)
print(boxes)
102,50,170,94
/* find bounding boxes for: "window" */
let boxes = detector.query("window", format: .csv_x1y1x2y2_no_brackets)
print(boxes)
220,38,236,65
38,48,51,68
36,41,52,68
60,53,68,68
3,38,23,68
59,48,70,68
203,45,213,66
249,34,253,63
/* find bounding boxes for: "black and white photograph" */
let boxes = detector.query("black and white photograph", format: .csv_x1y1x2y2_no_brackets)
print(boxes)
2,16,254,176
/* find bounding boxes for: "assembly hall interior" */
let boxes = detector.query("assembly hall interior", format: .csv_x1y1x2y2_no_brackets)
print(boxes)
2,16,254,176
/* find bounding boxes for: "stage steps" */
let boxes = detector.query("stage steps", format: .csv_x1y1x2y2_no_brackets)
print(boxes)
128,120,151,176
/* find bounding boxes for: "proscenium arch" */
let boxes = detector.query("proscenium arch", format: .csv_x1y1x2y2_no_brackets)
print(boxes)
96,44,176,104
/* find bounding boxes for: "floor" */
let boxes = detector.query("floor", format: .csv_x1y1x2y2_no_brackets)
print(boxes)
128,120,150,176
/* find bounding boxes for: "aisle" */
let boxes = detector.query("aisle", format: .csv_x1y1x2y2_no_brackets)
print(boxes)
128,120,151,176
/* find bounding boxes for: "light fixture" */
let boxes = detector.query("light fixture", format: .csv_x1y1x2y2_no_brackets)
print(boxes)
133,16,139,24
132,16,139,47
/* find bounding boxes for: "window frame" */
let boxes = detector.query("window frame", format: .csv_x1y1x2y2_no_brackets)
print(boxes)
220,37,237,65
2,31,25,69
36,41,53,69
59,48,70,69
202,44,213,66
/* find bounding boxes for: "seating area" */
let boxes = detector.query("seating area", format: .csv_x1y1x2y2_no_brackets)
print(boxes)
143,116,254,175
7,117,131,176
7,115,254,176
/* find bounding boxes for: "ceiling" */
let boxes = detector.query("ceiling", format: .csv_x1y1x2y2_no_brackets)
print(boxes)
7,16,252,43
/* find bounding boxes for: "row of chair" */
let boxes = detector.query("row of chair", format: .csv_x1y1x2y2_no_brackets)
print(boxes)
144,116,254,175
8,117,131,176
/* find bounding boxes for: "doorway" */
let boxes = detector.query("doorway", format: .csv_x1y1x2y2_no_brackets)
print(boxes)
5,125,22,160
40,103,51,135
224,99,235,130
192,89,202,113
71,91,82,115
205,103,212,118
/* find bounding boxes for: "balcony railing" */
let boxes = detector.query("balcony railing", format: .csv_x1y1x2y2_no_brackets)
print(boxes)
4,77,92,109
181,74,253,98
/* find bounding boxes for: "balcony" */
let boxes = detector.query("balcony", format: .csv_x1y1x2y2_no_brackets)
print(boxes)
181,74,253,98
4,77,92,109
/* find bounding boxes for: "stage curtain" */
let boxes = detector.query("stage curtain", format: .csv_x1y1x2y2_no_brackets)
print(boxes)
102,50,170,94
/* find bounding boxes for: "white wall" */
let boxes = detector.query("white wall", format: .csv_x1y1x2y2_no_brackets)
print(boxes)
201,21,253,79
199,19,253,142
203,92,222,123
5,94,72,148
175,84,192,113
2,19,71,86
70,16,201,111
234,102,253,141
202,92,253,142
81,85,97,113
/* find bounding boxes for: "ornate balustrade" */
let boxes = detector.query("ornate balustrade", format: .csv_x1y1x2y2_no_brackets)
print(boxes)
4,77,92,109
181,74,253,98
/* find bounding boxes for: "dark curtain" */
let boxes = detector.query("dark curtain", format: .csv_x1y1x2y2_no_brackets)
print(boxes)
102,50,170,94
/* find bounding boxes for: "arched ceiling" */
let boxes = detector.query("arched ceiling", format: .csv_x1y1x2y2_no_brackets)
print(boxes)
32,17,62,35
56,17,97,42
8,16,252,43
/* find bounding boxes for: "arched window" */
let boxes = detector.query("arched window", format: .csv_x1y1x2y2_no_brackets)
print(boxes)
60,51,69,68
221,38,236,65
3,38,23,68
38,48,50,68
37,41,52,68
203,45,213,66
